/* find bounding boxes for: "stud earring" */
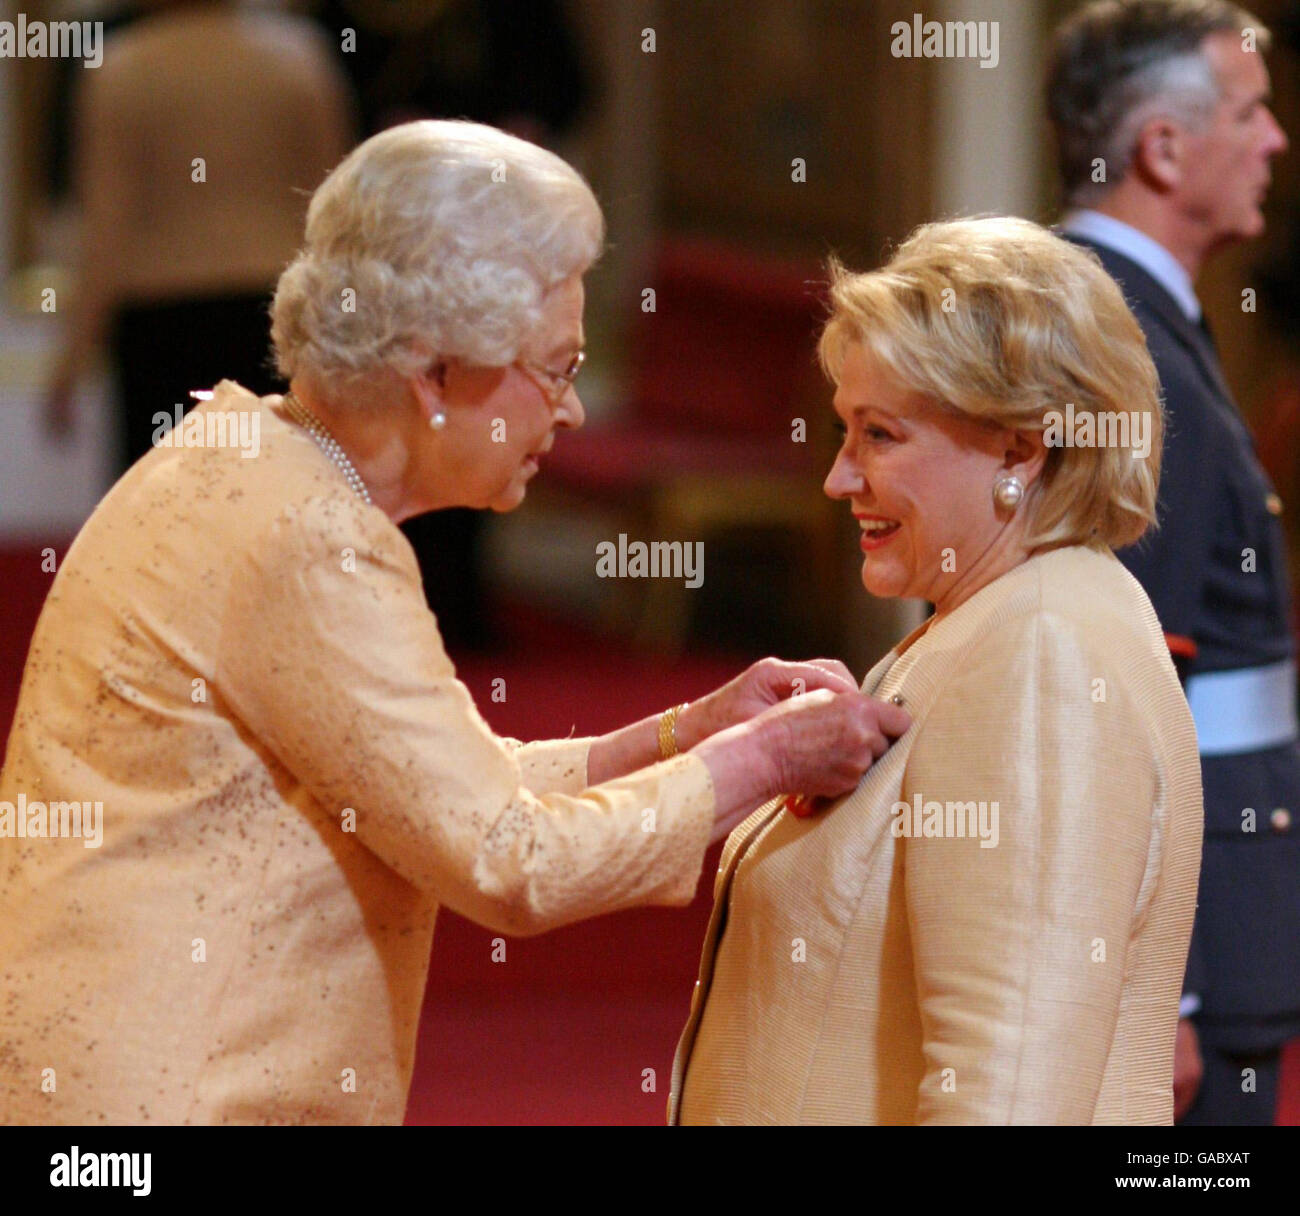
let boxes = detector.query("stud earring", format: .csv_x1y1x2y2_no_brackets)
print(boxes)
430,410,446,431
993,474,1025,511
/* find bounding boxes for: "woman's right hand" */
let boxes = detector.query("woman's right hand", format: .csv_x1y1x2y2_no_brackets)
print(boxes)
693,689,911,844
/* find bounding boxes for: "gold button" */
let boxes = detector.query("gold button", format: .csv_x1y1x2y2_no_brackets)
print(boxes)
1270,807,1291,832
1266,493,1284,516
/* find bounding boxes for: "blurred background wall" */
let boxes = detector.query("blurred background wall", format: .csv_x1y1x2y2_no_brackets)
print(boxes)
4,0,1297,670
5,0,1300,668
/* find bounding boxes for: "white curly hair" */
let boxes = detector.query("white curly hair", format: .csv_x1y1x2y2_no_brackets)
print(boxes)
271,120,604,389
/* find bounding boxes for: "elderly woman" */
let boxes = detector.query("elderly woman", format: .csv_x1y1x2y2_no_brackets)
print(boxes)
670,217,1204,1125
0,121,909,1125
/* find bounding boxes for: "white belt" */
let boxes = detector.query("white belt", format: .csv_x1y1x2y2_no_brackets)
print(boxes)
1185,659,1299,756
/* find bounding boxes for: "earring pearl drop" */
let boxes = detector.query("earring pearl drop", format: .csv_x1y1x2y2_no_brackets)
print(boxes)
993,474,1025,511
430,410,447,431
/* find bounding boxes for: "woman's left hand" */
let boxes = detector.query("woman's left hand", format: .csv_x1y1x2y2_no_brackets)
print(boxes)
677,658,860,750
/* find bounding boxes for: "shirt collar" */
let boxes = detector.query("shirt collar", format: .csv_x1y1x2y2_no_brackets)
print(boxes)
1061,209,1201,323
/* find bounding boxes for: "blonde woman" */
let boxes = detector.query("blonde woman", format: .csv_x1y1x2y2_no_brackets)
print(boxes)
671,217,1203,1125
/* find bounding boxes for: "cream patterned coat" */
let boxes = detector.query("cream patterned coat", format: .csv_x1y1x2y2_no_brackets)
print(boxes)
0,382,714,1125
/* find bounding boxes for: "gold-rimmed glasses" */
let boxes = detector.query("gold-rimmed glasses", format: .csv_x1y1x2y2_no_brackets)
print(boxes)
516,349,585,405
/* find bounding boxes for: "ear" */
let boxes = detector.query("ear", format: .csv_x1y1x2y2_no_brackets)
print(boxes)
408,360,448,424
1130,117,1184,192
1002,427,1048,488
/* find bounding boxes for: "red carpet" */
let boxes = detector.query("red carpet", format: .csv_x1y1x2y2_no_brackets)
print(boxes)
3,541,1298,1125
411,610,742,1124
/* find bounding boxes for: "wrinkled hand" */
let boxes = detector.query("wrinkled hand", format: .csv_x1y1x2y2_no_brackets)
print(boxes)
761,687,911,803
681,657,860,749
1173,1017,1203,1121
695,686,911,845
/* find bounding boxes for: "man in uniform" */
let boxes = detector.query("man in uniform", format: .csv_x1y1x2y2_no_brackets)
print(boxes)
1047,0,1293,1123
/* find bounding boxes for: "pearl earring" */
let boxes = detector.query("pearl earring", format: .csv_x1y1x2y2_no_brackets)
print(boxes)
430,410,446,431
993,474,1025,511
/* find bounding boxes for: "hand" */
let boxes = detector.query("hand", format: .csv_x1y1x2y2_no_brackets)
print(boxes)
677,657,859,750
695,688,911,844
759,688,910,802
1173,1017,1203,1121
587,658,862,790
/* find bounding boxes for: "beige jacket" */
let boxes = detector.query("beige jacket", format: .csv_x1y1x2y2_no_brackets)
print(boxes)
0,383,714,1125
671,545,1202,1124
67,8,355,367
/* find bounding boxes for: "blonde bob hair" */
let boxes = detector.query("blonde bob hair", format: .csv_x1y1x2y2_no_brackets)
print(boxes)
272,119,604,388
818,216,1162,551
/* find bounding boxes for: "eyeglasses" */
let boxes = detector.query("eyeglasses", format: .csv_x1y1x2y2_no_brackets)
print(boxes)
517,349,585,405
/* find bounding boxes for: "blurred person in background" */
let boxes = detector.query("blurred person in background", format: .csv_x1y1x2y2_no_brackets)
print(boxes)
0,120,909,1125
671,218,1202,1125
1049,0,1295,1124
44,0,356,474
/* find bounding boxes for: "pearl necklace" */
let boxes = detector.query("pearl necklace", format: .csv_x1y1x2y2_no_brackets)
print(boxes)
281,390,373,507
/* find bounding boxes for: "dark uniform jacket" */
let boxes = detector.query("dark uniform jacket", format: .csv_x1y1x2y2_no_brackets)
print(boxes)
1069,233,1300,1052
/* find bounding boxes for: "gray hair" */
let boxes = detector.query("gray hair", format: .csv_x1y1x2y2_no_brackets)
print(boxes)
271,120,604,386
1046,0,1270,205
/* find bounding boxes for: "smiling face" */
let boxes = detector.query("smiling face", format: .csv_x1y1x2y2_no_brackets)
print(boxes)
1179,31,1288,249
425,274,586,512
823,344,1045,612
